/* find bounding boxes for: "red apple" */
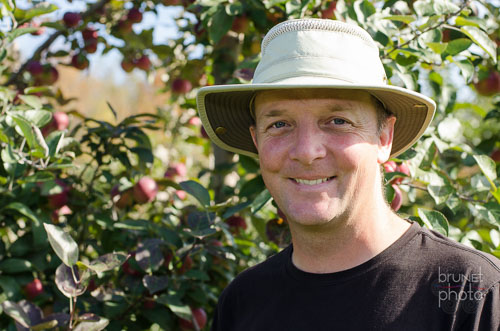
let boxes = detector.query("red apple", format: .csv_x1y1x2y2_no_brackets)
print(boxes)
383,160,397,173
43,111,69,136
164,251,173,269
172,78,192,94
25,279,43,300
179,307,207,330
134,55,151,71
48,179,69,209
54,111,70,130
225,215,247,233
116,189,133,209
27,61,43,76
164,163,187,178
188,116,201,126
82,27,98,40
175,190,187,200
127,8,143,23
122,260,141,276
491,149,500,162
51,205,72,223
133,177,158,203
231,15,250,34
121,59,135,72
87,278,97,292
63,12,82,28
116,19,133,34
200,126,209,139
36,65,59,85
177,255,193,275
143,297,156,309
390,184,403,211
320,1,337,19
474,71,500,96
84,39,98,54
71,53,89,70
163,0,181,5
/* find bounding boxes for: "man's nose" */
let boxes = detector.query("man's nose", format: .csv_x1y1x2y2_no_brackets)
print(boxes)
288,125,327,165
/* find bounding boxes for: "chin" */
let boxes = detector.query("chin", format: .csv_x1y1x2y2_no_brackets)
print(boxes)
285,205,343,227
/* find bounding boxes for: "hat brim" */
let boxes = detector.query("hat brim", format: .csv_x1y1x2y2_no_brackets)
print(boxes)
197,83,436,158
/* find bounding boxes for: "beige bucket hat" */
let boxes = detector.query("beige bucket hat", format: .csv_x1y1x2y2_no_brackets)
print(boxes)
196,18,436,158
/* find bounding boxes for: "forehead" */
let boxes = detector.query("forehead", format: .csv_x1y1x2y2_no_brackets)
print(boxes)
253,89,375,117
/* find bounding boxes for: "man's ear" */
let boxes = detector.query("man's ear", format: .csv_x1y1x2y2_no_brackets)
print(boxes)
377,116,396,164
249,125,258,149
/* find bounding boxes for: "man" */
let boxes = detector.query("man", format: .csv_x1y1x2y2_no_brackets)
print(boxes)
197,19,499,330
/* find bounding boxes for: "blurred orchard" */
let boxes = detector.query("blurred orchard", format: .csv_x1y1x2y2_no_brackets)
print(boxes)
0,0,499,330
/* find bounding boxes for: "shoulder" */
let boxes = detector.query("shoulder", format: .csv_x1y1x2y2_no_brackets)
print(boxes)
411,224,500,286
219,245,290,300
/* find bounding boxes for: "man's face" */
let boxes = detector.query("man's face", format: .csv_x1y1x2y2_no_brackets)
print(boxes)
250,89,395,227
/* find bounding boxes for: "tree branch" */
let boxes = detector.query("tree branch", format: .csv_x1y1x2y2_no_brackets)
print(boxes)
6,0,110,87
382,0,471,59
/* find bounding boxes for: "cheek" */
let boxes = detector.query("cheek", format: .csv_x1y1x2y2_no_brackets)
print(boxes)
257,137,289,173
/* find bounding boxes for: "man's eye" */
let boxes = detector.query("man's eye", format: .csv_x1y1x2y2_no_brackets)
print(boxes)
271,121,287,129
332,118,347,125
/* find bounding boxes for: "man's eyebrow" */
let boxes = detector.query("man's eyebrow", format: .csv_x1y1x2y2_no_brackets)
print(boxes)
328,103,353,112
262,109,285,117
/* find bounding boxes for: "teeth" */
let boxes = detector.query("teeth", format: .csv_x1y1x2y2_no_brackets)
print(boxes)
294,177,331,185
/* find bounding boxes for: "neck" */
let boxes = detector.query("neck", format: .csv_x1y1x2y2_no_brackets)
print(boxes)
289,203,410,274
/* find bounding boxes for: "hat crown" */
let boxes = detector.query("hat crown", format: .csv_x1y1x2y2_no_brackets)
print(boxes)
253,19,387,86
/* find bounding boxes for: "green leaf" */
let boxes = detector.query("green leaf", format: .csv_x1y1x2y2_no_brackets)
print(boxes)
1,0,14,12
3,202,39,223
11,115,36,150
460,26,497,63
167,303,191,320
73,316,109,331
23,2,58,20
426,42,447,54
1,301,30,328
0,276,21,298
142,275,169,295
45,130,64,157
222,200,252,219
225,2,243,15
17,95,43,110
427,182,454,205
455,16,481,28
18,109,52,127
354,0,376,22
33,124,49,157
432,0,460,15
55,263,86,298
43,224,79,267
0,259,33,273
413,0,435,16
473,155,497,189
114,219,150,231
84,253,128,273
383,15,416,24
250,189,272,214
418,208,449,236
179,180,211,207
475,202,500,227
7,27,38,42
32,320,59,331
208,5,232,44
453,58,474,83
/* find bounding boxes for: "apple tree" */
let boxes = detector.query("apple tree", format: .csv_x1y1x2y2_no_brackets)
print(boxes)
0,0,499,330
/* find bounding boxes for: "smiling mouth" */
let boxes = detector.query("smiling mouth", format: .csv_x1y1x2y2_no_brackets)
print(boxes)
291,176,336,185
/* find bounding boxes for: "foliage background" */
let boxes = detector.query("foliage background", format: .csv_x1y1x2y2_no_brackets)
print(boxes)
0,0,499,330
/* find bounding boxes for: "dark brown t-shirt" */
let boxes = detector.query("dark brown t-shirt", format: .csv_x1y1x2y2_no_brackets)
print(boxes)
211,222,500,330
